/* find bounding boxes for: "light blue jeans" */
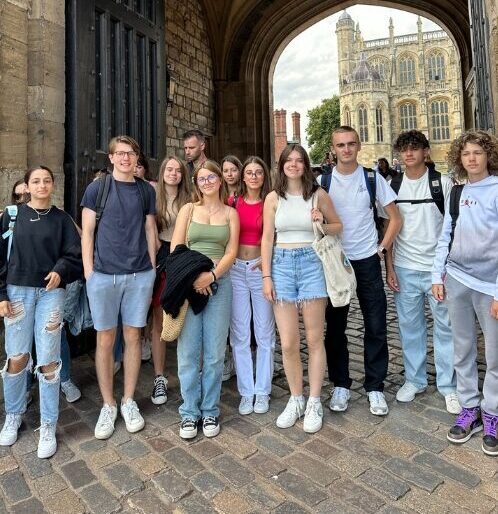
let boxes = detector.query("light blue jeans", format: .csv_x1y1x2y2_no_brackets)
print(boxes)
394,266,456,396
177,274,232,420
2,285,65,424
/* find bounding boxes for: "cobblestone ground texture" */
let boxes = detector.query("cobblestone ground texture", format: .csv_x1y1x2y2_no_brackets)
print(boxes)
0,288,496,513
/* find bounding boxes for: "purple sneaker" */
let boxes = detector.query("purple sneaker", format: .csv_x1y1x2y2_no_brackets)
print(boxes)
447,406,483,444
482,411,498,456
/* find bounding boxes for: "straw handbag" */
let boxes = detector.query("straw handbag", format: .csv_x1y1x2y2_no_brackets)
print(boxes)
161,299,189,342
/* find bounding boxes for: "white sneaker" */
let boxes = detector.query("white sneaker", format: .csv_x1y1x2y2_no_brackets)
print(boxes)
222,353,235,381
239,396,254,415
151,375,168,405
179,418,198,439
0,414,22,446
37,422,57,459
368,391,389,416
121,398,145,433
61,379,81,403
396,382,426,402
303,400,323,433
329,387,351,412
95,404,118,440
445,393,462,415
254,395,270,414
141,338,152,362
276,397,305,429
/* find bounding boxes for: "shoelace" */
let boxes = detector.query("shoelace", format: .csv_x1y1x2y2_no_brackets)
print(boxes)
455,407,480,428
3,415,19,430
182,419,197,429
305,401,321,419
36,423,55,442
255,396,267,407
284,398,303,420
333,389,348,402
482,411,498,438
369,391,385,405
203,416,217,427
124,402,140,422
99,406,115,427
153,378,167,397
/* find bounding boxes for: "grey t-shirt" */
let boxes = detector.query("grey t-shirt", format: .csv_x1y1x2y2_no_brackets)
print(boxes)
81,177,156,274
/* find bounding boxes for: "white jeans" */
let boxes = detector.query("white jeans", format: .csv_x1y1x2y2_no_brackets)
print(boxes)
229,258,275,396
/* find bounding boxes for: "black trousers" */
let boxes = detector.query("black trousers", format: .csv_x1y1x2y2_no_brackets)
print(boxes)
324,253,388,392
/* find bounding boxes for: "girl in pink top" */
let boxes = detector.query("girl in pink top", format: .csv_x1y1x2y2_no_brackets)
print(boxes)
229,157,275,416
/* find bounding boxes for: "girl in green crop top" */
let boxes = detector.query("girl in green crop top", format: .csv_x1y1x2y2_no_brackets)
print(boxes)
170,160,239,440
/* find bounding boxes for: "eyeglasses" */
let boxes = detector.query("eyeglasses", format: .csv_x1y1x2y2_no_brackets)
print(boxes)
197,174,219,185
114,151,138,158
245,170,264,178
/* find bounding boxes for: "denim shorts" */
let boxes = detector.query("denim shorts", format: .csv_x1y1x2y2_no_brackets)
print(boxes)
271,246,327,303
86,268,155,330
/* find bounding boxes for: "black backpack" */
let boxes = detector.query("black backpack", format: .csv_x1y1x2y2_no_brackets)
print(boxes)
390,168,445,216
94,173,150,229
448,184,464,253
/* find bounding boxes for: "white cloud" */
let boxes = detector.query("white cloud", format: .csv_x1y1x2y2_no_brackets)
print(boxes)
273,5,443,151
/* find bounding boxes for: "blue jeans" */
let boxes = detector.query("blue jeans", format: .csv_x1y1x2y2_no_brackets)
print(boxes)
177,274,232,420
2,286,65,424
394,266,456,395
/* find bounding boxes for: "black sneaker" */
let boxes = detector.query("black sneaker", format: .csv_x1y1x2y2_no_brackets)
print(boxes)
447,406,483,443
151,375,168,405
482,410,498,456
179,418,198,439
202,416,220,438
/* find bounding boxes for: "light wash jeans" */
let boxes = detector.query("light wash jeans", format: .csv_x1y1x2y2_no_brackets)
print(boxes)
394,266,456,396
446,274,498,415
2,285,65,424
230,258,275,397
177,274,232,420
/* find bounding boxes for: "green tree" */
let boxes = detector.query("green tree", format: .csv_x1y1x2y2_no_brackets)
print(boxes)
306,96,340,164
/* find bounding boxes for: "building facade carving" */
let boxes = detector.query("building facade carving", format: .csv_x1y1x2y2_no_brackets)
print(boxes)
336,11,464,170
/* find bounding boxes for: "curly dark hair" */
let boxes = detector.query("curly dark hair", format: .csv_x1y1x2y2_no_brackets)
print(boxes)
447,130,498,182
394,130,430,152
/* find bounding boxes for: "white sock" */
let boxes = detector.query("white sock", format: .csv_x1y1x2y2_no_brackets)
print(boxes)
292,395,305,404
308,396,321,404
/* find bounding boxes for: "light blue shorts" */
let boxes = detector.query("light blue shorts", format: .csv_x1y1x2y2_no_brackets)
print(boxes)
271,246,327,303
86,268,155,331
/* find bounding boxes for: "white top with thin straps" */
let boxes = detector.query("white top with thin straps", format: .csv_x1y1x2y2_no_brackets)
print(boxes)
274,193,314,244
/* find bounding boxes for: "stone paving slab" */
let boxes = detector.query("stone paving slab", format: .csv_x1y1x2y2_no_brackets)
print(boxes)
0,292,497,513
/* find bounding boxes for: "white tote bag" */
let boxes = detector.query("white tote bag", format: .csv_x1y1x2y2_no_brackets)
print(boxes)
311,195,356,307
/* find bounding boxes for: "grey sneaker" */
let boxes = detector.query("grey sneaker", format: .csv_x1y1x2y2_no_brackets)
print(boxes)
222,353,235,381
329,387,351,412
37,422,57,459
95,404,118,440
120,398,145,433
61,379,81,403
0,414,22,446
238,396,254,415
276,396,305,429
254,395,270,414
368,391,389,416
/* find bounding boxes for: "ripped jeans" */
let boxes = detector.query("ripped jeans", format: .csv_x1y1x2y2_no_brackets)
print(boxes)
2,285,65,424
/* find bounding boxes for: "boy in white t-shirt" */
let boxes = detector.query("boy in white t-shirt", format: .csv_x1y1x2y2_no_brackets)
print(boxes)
384,130,460,415
320,126,402,416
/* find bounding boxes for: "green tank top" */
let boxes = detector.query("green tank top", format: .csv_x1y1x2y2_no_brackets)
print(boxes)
188,221,230,259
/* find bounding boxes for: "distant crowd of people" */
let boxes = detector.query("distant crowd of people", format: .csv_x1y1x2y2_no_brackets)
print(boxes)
0,126,496,462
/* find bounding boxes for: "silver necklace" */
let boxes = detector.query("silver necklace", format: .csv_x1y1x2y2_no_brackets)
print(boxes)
28,204,52,222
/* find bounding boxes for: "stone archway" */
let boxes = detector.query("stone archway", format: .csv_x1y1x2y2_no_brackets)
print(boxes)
203,0,472,164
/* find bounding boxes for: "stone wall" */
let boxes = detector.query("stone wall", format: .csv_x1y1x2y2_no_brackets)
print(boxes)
0,0,65,208
165,0,215,160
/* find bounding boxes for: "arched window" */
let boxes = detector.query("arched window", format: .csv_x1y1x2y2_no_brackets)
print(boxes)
399,56,416,84
375,105,384,143
428,52,445,81
400,102,417,130
344,107,351,126
369,57,388,79
358,105,368,142
431,100,450,140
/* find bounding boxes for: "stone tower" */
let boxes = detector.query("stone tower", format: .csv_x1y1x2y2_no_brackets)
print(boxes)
336,10,355,84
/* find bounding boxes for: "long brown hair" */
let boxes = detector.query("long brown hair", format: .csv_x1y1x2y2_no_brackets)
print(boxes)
447,130,498,182
274,144,318,201
192,160,228,204
156,156,191,232
240,156,272,202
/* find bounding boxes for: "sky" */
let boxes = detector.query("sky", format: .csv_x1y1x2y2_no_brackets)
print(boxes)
273,5,443,150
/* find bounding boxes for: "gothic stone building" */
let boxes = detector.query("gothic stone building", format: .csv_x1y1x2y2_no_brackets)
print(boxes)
1,0,497,214
336,11,464,170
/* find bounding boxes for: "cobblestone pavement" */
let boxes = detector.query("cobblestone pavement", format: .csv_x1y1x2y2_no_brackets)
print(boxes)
0,290,496,514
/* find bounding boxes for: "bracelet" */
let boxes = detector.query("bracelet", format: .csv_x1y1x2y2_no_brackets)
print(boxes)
211,270,217,282
262,275,272,279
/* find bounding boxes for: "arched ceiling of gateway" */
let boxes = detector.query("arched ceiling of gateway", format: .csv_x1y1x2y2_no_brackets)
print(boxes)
200,0,471,80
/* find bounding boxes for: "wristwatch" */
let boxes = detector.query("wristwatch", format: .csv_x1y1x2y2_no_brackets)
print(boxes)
377,245,387,256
